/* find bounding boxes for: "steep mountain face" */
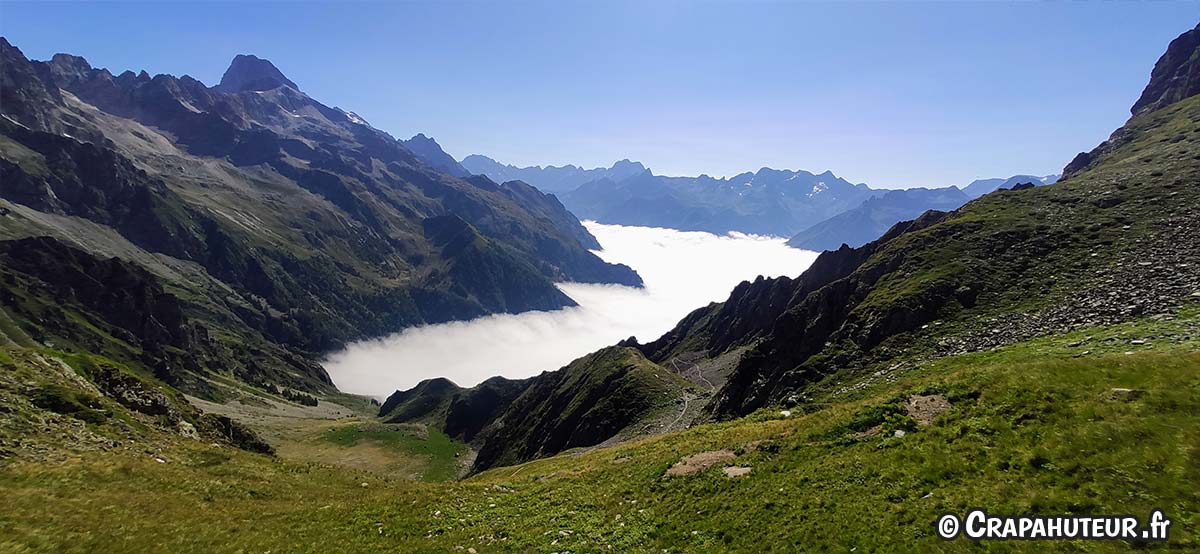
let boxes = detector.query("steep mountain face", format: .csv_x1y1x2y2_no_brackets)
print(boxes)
1131,22,1200,115
786,186,971,251
960,173,1057,198
628,31,1200,419
401,133,470,177
460,155,647,194
0,38,639,394
1065,22,1199,177
213,54,299,93
561,167,882,237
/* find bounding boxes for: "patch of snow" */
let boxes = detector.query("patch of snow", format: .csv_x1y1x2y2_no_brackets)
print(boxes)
1,114,30,129
809,182,828,197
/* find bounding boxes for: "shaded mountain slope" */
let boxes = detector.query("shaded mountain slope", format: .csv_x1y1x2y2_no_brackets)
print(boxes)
378,377,460,426
0,38,640,393
379,375,531,444
401,133,470,177
378,346,692,472
470,346,692,471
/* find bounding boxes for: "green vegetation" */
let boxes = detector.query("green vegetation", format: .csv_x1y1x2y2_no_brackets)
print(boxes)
1,310,1195,552
322,423,467,482
28,383,109,425
472,346,694,471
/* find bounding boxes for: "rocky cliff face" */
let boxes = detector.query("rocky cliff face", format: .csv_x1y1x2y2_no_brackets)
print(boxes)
1064,22,1200,178
214,54,299,93
1131,23,1200,116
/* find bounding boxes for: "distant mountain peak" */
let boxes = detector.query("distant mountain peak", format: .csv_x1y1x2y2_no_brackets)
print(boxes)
215,54,298,93
401,133,470,177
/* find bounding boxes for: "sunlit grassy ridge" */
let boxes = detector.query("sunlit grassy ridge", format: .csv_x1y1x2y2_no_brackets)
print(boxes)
2,310,1195,553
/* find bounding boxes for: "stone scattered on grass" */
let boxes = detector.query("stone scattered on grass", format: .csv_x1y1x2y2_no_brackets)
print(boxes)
722,466,752,478
665,450,737,476
1109,388,1145,401
893,430,906,438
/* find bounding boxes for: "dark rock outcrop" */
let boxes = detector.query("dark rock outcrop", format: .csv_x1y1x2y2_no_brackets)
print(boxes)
1131,23,1200,115
0,39,643,380
1064,22,1200,178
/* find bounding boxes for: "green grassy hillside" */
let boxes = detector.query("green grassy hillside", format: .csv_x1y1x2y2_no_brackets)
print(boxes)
1,309,1195,552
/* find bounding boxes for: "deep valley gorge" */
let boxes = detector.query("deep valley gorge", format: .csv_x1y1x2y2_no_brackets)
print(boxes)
1,9,1198,553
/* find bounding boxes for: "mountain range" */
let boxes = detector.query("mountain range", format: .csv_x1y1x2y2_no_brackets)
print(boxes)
2,21,1199,553
460,155,648,194
376,24,1200,473
786,174,1059,251
461,155,1058,242
0,37,639,397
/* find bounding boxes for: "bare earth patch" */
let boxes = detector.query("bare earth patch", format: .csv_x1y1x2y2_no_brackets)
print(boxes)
665,449,737,476
903,394,951,426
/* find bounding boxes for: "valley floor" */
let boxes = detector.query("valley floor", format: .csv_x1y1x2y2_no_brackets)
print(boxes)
1,308,1197,553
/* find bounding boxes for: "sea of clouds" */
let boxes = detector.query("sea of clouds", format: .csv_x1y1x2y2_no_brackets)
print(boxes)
323,222,819,398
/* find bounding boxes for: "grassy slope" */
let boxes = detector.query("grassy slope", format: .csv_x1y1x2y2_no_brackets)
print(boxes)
471,346,694,471
321,423,466,482
1,308,1195,552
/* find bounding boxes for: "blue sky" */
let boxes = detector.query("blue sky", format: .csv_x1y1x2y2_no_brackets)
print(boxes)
2,2,1196,188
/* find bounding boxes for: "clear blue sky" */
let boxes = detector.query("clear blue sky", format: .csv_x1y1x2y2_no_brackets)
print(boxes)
2,2,1196,188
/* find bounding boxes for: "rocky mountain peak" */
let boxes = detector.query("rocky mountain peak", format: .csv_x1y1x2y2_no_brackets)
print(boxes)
1131,22,1200,115
215,54,298,93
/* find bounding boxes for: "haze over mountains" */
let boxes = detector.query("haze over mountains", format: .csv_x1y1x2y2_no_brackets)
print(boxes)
461,155,648,194
458,152,1058,245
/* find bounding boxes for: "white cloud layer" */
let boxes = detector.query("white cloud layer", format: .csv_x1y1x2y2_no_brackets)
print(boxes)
323,222,819,398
